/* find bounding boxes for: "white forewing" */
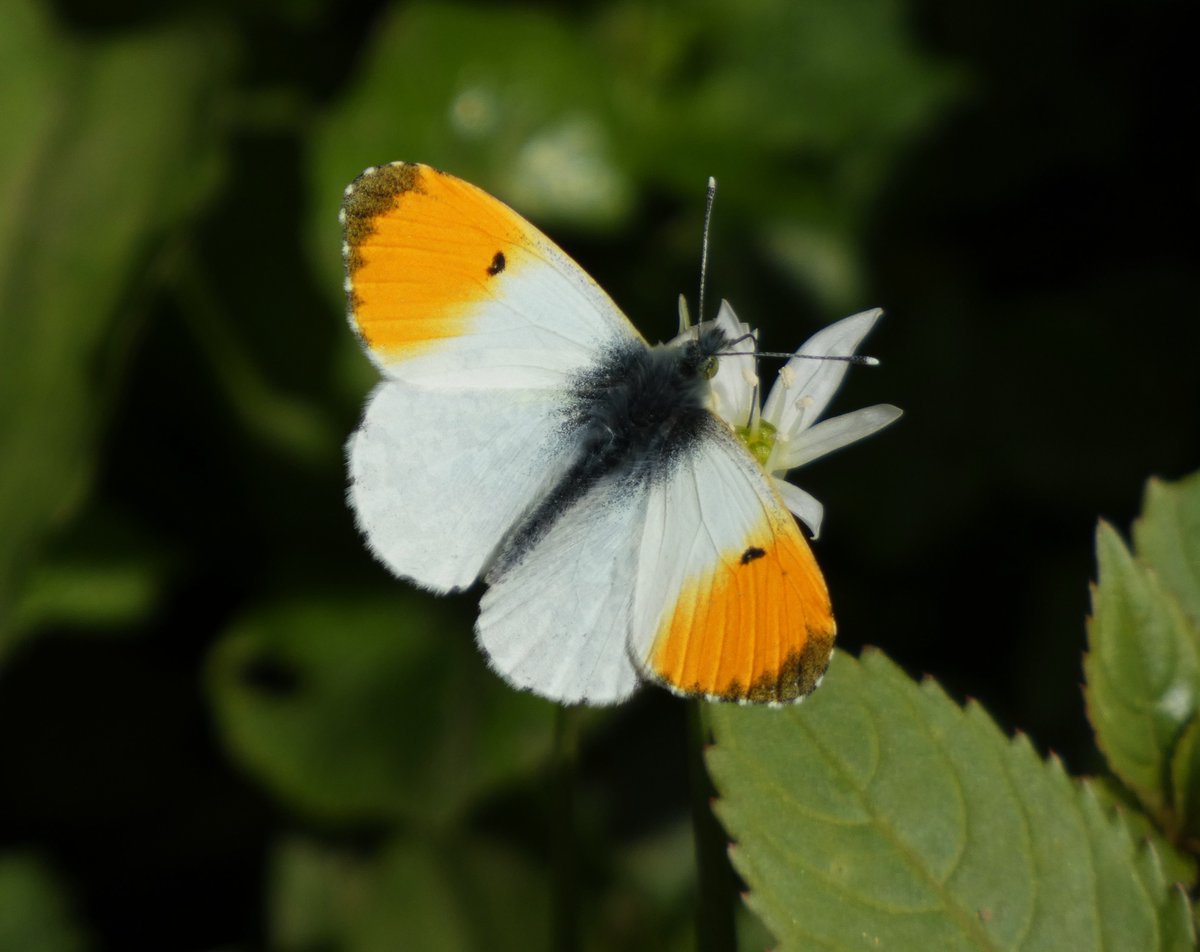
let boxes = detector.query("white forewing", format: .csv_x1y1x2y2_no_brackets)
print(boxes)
348,382,579,592
372,243,644,391
476,475,649,705
344,162,644,391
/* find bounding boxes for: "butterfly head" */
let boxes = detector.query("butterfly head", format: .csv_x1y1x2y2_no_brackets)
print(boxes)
675,323,728,378
675,294,739,385
676,311,775,463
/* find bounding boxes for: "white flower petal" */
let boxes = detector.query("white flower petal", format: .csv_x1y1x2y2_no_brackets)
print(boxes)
762,308,883,436
771,404,902,471
772,478,824,539
708,300,757,426
713,299,747,338
677,293,692,334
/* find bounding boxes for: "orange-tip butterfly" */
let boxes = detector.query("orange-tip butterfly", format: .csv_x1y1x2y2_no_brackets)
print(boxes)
341,162,900,705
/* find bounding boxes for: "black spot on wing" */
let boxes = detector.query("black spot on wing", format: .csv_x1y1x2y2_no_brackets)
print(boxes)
487,250,506,275
740,546,766,565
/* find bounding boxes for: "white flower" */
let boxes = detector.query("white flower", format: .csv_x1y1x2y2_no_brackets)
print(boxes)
705,301,902,539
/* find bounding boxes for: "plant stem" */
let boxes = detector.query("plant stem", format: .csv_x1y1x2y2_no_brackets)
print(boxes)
687,700,738,952
552,705,579,952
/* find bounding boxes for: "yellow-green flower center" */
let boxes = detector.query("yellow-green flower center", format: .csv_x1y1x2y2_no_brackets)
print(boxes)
735,419,777,467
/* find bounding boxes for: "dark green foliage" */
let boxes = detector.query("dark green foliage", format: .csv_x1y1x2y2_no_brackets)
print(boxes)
1,0,1197,947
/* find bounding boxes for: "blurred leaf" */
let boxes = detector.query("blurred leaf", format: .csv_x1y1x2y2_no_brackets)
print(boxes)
0,853,88,952
672,0,960,311
8,509,173,643
1085,521,1200,820
586,819,695,952
0,0,230,654
270,834,548,952
611,0,959,201
307,0,633,298
208,595,555,824
270,837,373,951
306,0,959,315
1135,471,1200,629
609,820,694,920
707,651,1195,951
13,556,164,637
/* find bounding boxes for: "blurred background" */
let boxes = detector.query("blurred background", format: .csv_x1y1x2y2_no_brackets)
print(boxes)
1,0,1196,948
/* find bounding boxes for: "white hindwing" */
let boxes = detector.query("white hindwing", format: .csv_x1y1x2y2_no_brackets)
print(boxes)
344,164,646,592
348,383,578,592
476,474,649,705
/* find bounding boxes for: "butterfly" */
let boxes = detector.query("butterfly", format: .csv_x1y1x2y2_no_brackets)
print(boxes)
341,162,899,706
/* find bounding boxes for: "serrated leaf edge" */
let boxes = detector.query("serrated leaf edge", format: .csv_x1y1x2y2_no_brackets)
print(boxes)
711,651,1195,951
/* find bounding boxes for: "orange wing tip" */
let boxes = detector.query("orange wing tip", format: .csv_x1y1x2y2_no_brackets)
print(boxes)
340,161,426,274
340,162,525,359
643,521,836,705
649,632,835,705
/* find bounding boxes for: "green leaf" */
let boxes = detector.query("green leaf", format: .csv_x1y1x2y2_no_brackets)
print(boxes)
0,0,230,653
1135,471,1200,630
614,0,960,308
8,509,174,642
706,651,1194,951
0,853,88,952
306,0,634,310
207,594,556,823
1091,777,1197,889
269,834,549,952
314,1,632,224
306,0,959,315
12,556,164,637
1085,521,1200,819
1170,716,1200,852
618,0,959,194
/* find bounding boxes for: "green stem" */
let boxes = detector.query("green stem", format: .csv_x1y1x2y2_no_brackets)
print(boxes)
687,700,738,952
551,705,579,952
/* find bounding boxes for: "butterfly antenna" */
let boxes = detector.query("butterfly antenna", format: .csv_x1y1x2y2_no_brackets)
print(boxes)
697,176,717,324
722,332,879,366
758,351,880,366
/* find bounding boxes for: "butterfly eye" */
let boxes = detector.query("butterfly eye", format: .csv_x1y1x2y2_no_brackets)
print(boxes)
699,355,719,379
